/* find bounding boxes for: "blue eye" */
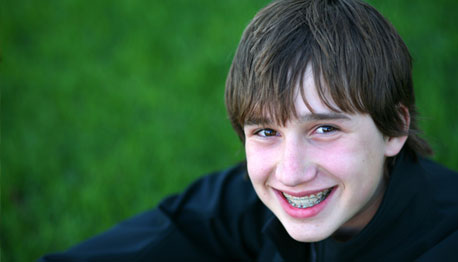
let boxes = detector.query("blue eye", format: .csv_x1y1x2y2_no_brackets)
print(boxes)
256,129,279,137
316,125,337,134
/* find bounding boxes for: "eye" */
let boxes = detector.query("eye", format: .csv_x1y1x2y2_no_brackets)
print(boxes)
315,125,337,134
255,128,279,137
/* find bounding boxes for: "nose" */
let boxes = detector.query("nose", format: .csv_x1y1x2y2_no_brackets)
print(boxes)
275,138,317,186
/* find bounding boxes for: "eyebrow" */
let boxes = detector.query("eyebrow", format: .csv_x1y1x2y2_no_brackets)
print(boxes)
298,113,351,122
244,113,351,126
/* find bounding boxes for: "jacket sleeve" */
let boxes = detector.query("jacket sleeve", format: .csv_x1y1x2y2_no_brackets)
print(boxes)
38,208,221,262
39,163,265,261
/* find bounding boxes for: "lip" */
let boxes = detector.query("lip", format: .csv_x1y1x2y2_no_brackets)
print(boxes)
275,186,336,219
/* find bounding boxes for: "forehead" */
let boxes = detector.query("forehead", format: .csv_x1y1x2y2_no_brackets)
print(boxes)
295,66,341,115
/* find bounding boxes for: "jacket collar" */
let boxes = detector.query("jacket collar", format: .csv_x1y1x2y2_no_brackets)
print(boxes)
262,214,309,261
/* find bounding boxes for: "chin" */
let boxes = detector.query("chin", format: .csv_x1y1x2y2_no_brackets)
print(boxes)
282,222,335,243
288,232,330,243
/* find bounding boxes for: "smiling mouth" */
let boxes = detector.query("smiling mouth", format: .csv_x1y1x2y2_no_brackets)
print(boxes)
282,188,333,209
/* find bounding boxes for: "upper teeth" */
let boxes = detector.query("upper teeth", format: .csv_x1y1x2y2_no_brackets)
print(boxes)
283,188,331,208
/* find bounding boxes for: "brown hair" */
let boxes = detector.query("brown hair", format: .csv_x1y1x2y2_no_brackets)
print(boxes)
225,0,432,160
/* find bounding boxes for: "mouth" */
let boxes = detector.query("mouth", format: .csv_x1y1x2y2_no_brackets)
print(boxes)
282,187,333,209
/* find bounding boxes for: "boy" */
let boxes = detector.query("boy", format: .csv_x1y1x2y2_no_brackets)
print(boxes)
41,0,458,261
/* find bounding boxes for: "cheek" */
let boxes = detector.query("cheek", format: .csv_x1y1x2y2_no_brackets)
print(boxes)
315,136,384,183
313,141,357,176
245,142,275,184
314,142,384,212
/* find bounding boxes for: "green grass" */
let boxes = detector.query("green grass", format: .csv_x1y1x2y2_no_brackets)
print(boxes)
1,0,457,261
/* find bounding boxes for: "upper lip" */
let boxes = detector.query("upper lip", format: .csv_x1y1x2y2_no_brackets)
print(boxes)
276,186,334,197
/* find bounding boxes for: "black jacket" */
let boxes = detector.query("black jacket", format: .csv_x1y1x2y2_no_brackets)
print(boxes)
40,153,458,261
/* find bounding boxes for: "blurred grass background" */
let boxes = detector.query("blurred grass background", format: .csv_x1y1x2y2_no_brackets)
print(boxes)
1,0,457,261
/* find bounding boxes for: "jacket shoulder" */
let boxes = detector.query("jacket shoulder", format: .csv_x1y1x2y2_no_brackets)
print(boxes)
417,229,458,261
416,158,458,260
158,162,268,260
419,158,458,207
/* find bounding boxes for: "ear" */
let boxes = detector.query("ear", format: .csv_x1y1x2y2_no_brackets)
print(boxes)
384,105,410,157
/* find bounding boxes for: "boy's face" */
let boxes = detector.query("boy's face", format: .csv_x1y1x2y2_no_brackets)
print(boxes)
243,68,406,242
